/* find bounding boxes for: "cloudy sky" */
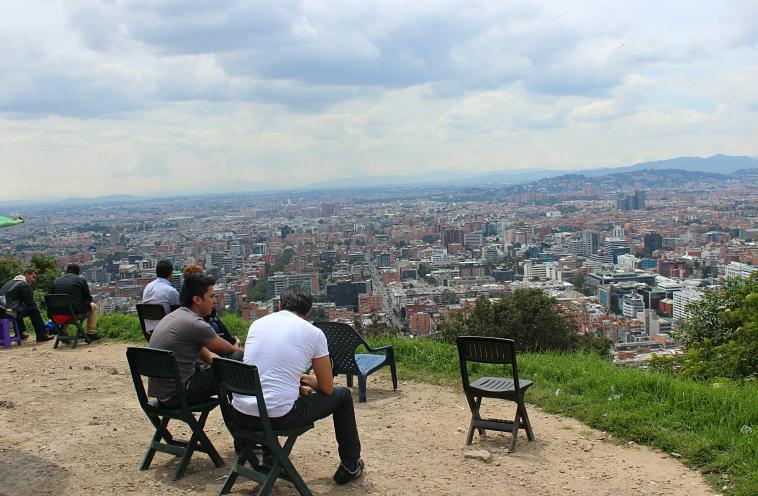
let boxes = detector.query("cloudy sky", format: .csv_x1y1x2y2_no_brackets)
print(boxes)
1,0,757,201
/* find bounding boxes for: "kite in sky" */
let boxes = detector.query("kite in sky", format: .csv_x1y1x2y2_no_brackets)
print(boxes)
0,215,24,228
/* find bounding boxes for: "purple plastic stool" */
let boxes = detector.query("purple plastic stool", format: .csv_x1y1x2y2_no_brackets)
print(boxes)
0,316,22,349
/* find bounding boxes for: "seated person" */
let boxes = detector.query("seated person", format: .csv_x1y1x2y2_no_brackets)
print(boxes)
231,286,364,485
51,263,100,341
141,259,180,334
148,274,242,406
0,269,53,342
183,264,240,346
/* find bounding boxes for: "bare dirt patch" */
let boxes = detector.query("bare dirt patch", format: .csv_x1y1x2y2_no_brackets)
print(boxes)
0,342,716,495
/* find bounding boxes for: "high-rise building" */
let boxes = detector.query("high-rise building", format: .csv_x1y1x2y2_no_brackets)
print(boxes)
673,288,703,321
581,230,600,256
644,232,663,257
617,190,646,210
634,190,646,209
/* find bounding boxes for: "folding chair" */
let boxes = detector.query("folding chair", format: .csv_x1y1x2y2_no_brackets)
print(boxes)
212,358,313,496
136,303,167,342
313,321,397,402
126,347,224,480
44,293,89,349
456,336,535,452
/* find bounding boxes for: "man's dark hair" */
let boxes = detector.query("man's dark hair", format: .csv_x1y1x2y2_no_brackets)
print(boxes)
156,260,174,279
180,273,215,307
279,285,312,315
65,263,81,275
22,268,36,276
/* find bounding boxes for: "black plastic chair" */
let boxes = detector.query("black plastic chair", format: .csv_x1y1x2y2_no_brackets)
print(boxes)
313,321,397,402
125,347,224,480
44,293,89,349
212,358,313,496
456,336,535,452
136,303,167,342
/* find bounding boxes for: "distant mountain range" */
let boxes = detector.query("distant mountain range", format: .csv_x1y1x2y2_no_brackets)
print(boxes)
303,154,758,190
1,154,755,209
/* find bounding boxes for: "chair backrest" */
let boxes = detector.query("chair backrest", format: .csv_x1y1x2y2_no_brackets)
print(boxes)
126,347,188,411
456,336,521,392
312,321,364,375
212,358,275,439
136,303,167,341
44,293,77,319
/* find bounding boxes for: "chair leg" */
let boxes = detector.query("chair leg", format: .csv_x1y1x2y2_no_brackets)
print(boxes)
508,406,521,452
463,394,480,445
518,401,535,441
389,360,398,391
189,411,225,468
358,374,367,403
346,374,353,388
141,416,170,470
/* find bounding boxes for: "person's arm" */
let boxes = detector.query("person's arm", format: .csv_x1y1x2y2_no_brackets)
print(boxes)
205,335,239,357
169,287,180,306
20,283,36,308
81,279,93,305
301,355,334,395
198,346,215,364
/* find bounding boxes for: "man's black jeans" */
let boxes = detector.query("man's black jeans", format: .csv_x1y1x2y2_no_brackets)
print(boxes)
232,386,361,465
16,305,46,339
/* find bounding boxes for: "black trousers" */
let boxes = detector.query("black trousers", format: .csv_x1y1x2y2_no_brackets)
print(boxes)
232,386,361,465
16,306,46,338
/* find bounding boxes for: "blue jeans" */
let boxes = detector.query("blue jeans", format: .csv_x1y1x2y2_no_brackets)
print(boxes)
233,386,361,465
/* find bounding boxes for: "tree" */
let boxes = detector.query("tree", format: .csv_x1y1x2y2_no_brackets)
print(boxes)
417,263,432,278
671,273,758,380
438,289,610,355
441,289,459,305
247,278,268,302
29,253,61,294
0,254,23,284
422,234,439,244
571,271,585,291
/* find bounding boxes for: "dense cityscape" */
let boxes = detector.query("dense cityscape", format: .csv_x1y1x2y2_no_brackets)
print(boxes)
2,163,756,367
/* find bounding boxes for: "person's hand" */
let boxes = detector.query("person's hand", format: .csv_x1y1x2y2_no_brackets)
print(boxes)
299,386,314,396
300,373,318,390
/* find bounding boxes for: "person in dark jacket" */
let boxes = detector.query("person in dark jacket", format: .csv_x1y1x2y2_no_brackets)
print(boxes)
51,264,100,341
182,264,240,346
0,269,53,342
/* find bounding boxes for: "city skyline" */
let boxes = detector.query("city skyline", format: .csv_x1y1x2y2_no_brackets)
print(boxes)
2,1,758,201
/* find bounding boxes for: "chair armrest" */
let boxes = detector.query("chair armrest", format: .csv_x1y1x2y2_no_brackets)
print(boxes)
363,343,393,355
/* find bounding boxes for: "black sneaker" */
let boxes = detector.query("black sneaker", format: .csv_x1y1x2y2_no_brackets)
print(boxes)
19,333,29,340
36,334,54,342
333,459,364,485
86,333,101,343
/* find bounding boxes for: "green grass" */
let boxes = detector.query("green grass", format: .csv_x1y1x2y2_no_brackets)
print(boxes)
96,314,757,495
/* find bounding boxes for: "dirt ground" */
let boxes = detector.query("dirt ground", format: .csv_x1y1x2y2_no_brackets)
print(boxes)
0,341,718,496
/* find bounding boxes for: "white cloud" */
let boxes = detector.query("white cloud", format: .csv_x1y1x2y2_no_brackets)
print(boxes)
0,0,756,201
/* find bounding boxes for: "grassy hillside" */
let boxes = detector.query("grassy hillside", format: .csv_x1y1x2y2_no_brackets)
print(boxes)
98,313,757,495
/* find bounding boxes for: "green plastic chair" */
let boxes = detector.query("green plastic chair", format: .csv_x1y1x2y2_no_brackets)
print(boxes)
126,347,224,480
457,336,535,452
212,358,313,496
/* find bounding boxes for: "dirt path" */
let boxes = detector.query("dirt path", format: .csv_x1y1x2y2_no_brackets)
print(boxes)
0,342,716,495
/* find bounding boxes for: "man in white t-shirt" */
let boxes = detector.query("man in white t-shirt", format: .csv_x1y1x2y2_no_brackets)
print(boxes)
231,286,364,485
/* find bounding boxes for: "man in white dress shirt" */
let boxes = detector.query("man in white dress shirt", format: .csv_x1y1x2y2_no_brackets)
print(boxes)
141,260,180,334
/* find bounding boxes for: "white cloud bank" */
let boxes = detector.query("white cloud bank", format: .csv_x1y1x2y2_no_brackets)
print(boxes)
0,0,757,200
